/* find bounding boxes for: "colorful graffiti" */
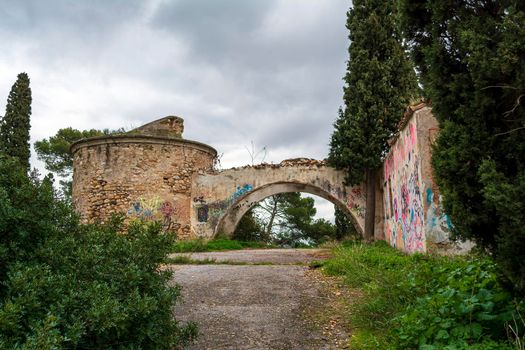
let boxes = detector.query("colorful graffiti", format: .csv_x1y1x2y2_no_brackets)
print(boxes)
128,197,161,220
347,187,365,219
383,117,425,253
194,184,254,227
425,188,452,243
128,196,178,231
232,184,253,200
320,180,364,219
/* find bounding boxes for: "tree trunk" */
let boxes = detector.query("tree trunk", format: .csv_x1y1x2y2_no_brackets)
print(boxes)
265,195,279,240
364,168,377,242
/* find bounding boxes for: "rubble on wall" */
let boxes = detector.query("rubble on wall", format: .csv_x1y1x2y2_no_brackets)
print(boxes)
222,158,327,171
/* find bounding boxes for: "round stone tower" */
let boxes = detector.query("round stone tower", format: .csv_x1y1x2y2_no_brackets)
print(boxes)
71,116,217,239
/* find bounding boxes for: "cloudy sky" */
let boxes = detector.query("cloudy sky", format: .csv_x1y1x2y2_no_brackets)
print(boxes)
0,0,350,220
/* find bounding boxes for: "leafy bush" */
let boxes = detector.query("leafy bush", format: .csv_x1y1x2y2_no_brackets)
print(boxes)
323,242,522,349
0,156,196,349
397,258,516,349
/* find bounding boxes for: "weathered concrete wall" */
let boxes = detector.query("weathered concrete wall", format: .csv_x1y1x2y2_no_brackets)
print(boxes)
382,105,452,253
189,159,367,239
71,117,216,239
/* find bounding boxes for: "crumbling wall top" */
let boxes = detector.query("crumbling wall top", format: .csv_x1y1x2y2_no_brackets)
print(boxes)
132,116,184,138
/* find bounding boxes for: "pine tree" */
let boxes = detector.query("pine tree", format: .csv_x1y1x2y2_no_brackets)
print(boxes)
0,73,32,171
329,0,417,241
400,1,525,295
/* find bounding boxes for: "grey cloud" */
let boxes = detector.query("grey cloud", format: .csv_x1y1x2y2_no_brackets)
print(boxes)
151,0,275,61
1,0,142,35
1,0,351,219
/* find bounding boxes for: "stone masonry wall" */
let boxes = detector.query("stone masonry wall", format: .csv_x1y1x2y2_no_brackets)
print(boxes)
71,133,216,240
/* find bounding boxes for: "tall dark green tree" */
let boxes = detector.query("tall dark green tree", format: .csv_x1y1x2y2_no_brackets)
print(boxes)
400,1,525,295
0,73,32,171
329,0,417,241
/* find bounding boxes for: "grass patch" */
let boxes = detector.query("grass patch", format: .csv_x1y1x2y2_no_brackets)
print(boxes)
165,256,288,266
322,241,523,349
172,238,272,253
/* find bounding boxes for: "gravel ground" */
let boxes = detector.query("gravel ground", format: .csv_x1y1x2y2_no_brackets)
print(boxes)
169,249,349,350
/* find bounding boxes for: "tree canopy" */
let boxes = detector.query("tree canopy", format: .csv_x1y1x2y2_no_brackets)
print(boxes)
34,127,122,177
233,192,339,247
400,0,525,294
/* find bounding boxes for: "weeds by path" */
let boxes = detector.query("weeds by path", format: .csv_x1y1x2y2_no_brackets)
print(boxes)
321,241,524,349
172,238,273,253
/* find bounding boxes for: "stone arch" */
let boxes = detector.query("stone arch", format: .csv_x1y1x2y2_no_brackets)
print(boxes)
215,181,364,238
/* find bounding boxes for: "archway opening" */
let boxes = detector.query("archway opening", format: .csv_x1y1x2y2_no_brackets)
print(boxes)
233,192,360,247
215,182,363,246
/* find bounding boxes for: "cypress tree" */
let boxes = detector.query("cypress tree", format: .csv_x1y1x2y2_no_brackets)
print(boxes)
329,0,417,241
0,73,32,171
400,1,525,294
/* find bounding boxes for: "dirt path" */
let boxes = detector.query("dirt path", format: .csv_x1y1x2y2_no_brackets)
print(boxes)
169,249,350,350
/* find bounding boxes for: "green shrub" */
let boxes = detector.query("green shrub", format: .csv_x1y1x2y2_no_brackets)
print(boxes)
396,258,517,349
323,242,522,349
0,156,196,349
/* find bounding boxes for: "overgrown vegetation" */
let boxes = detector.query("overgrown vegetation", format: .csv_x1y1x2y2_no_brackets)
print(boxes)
399,0,525,296
0,74,196,349
172,238,270,253
323,242,524,349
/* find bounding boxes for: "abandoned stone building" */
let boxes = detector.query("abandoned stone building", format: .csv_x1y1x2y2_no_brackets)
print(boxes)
71,103,457,253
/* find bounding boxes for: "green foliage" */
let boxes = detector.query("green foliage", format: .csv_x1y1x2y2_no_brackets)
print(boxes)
396,259,516,349
34,128,107,177
271,193,318,246
334,205,361,241
172,238,269,253
323,242,522,349
0,156,196,349
399,0,525,296
0,73,32,171
249,192,338,247
232,207,267,242
328,0,417,185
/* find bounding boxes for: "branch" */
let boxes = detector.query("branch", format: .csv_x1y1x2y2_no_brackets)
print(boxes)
503,94,525,118
481,85,520,90
495,125,525,137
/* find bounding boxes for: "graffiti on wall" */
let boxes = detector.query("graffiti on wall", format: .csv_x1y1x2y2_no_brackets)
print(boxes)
347,187,365,219
425,187,452,243
128,196,178,231
194,184,254,227
320,180,365,219
383,118,425,253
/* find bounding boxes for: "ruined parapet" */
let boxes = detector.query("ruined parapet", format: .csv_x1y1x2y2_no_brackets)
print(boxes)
131,116,184,138
71,116,217,239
